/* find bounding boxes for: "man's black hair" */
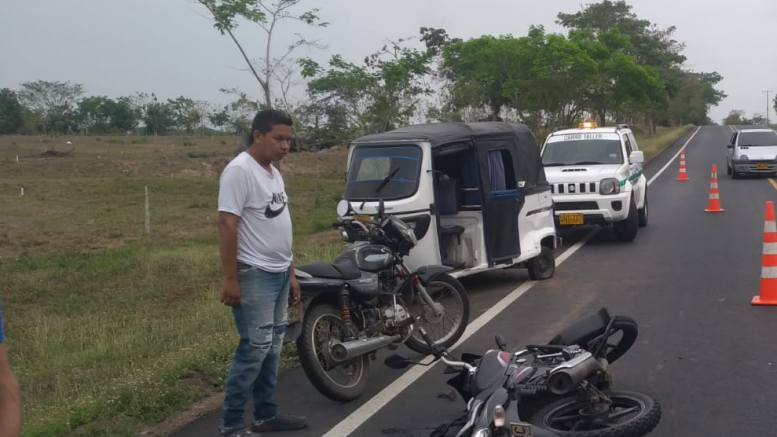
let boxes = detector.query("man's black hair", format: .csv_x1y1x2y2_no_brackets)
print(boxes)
249,109,293,142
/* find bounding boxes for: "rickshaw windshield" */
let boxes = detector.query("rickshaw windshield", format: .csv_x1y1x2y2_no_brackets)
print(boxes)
343,145,422,200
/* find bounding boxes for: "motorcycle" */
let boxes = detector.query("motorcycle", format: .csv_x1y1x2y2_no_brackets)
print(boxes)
384,308,661,437
291,199,471,402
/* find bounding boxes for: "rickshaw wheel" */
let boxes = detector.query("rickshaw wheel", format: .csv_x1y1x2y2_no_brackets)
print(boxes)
528,246,555,280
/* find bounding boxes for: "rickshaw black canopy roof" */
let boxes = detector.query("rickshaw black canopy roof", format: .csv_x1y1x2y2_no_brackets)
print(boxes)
350,121,537,149
350,121,548,187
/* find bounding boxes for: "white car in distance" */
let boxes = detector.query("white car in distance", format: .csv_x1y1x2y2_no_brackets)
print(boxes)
726,128,777,179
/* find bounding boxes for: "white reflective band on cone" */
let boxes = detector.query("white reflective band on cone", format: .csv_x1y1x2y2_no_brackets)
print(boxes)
764,242,777,255
765,221,777,233
762,266,777,279
709,193,720,199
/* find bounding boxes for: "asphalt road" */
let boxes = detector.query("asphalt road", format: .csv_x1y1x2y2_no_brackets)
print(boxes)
172,125,777,437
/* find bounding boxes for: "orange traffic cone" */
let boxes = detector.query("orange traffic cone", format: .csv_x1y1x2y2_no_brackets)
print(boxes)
704,164,724,213
677,149,689,181
752,201,777,305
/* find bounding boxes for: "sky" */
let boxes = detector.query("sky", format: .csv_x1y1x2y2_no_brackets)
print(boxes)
1,0,775,124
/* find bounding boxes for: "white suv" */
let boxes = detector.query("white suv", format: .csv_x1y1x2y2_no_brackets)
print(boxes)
540,121,648,242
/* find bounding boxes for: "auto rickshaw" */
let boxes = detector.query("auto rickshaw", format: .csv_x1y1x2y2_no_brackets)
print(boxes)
335,121,560,281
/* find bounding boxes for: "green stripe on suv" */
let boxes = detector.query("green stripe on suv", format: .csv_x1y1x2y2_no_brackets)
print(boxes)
619,171,643,186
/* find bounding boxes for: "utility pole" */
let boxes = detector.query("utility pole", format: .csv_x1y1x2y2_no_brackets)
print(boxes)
764,90,774,126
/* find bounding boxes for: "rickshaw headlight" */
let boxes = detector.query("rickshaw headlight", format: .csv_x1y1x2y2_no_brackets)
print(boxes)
599,178,620,195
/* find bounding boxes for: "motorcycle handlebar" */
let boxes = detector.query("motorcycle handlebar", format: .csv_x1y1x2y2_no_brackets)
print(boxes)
332,218,370,234
417,327,476,372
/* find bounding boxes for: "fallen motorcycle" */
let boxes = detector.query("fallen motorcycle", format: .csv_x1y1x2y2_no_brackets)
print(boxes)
290,199,471,402
384,308,661,437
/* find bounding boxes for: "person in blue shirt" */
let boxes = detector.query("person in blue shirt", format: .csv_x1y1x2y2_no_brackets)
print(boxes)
0,298,22,437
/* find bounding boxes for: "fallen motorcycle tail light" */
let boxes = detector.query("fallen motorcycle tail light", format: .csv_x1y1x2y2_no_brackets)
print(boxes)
493,404,506,427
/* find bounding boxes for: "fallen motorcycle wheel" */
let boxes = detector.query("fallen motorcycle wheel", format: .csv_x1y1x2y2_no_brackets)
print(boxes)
296,302,370,403
528,390,661,437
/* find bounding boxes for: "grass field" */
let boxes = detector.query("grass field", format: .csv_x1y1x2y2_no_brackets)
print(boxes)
0,134,348,437
0,124,692,437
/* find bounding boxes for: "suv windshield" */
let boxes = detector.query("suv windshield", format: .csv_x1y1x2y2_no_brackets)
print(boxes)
738,131,777,146
542,135,624,166
343,145,422,200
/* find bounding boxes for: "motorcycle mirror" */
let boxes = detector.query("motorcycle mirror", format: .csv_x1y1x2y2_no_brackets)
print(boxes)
336,199,351,217
383,354,411,370
495,334,507,351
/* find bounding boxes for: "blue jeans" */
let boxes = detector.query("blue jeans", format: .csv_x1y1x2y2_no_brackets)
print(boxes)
220,262,290,432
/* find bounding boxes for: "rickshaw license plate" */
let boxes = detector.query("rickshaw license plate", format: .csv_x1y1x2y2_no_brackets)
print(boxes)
756,163,769,169
353,214,371,223
510,422,533,436
559,213,584,225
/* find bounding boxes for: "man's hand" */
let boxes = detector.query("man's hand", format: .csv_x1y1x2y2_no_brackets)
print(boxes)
221,278,241,307
290,275,301,304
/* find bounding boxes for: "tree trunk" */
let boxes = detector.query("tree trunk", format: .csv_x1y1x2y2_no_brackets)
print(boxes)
490,103,501,121
598,108,607,126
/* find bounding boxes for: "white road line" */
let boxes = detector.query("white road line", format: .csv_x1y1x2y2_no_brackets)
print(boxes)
321,230,598,437
647,126,701,186
323,125,704,437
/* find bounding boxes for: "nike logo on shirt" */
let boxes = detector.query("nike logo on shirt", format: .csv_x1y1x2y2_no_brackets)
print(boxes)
265,192,288,219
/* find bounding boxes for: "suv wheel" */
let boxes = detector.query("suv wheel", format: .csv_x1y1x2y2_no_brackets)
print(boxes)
614,196,638,242
638,188,648,227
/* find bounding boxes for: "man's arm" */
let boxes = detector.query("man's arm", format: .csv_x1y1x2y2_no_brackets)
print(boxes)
217,165,248,308
218,212,242,307
289,261,300,303
0,343,22,437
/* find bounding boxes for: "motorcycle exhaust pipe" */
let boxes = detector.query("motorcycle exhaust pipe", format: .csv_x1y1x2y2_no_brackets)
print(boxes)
331,334,402,362
547,352,601,395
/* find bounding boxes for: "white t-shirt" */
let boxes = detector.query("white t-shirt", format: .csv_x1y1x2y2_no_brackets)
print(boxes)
217,152,293,272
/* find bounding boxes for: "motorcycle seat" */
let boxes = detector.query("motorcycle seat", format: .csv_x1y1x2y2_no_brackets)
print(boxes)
297,260,361,280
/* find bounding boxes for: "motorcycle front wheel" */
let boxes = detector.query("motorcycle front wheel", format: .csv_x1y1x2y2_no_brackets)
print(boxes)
404,273,470,355
296,302,369,403
528,390,661,437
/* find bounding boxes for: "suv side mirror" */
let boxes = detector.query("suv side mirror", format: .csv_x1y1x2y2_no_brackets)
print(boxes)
629,151,644,164
727,144,734,149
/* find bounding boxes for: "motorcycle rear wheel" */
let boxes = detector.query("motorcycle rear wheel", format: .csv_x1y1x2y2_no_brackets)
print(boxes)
528,390,661,437
296,302,369,403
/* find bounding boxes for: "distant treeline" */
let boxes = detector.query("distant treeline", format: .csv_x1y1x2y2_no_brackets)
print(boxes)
0,1,729,151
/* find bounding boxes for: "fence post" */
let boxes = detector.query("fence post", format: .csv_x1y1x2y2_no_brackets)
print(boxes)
145,186,150,234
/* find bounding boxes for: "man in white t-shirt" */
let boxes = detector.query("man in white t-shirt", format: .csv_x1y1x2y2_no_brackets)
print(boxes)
216,109,306,436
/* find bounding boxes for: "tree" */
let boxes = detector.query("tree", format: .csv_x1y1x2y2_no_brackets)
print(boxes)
505,26,598,129
751,113,768,126
440,35,528,121
77,96,124,134
143,95,175,135
198,0,328,108
17,80,84,134
773,95,777,124
723,110,746,126
557,0,690,131
0,88,25,134
569,28,660,126
112,96,142,133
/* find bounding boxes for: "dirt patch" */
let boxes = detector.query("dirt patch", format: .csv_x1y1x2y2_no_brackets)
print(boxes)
139,392,224,437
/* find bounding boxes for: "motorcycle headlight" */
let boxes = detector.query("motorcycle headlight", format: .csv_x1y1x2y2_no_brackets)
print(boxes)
599,178,620,195
493,404,506,428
